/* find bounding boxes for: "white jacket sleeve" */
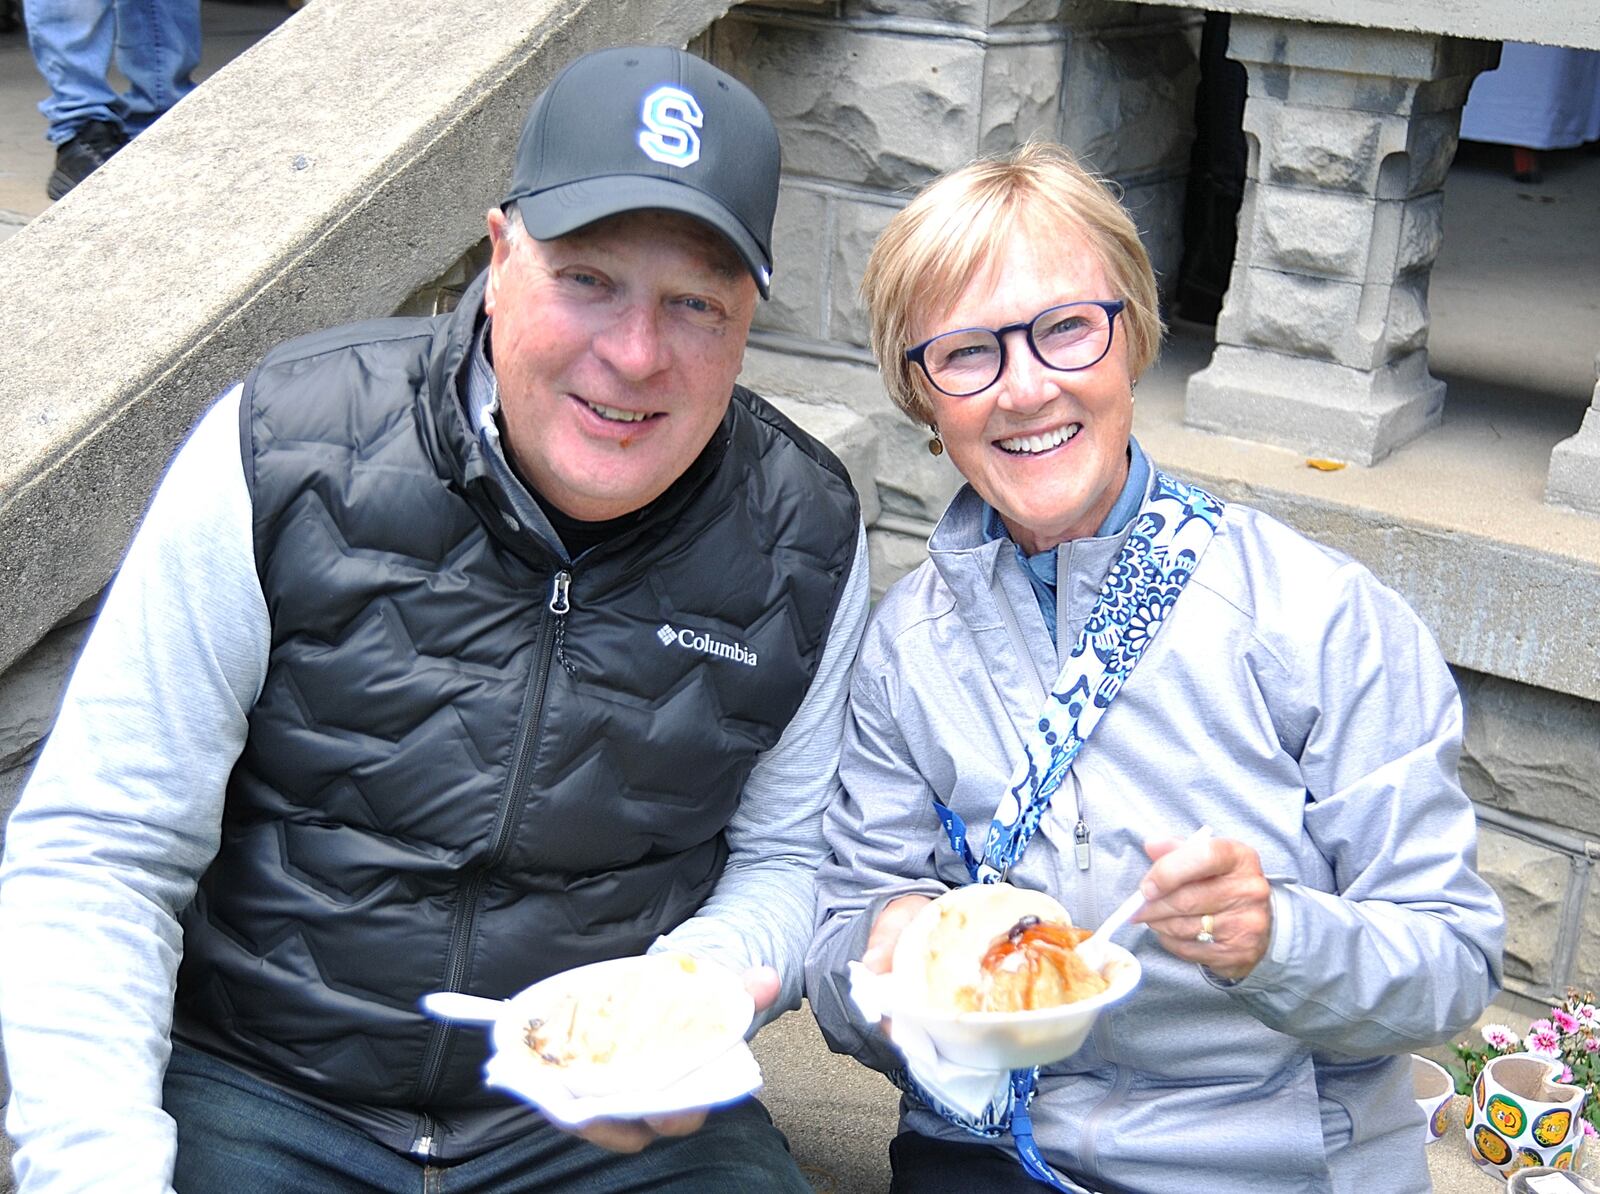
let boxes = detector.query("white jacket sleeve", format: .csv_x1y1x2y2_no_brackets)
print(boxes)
654,523,871,1027
1215,562,1505,1055
0,387,268,1194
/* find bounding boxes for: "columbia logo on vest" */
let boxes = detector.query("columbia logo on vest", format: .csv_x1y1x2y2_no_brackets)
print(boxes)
655,623,759,668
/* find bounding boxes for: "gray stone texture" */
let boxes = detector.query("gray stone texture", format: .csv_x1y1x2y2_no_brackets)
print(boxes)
1476,829,1567,994
978,38,1067,156
1581,877,1600,998
1183,20,1498,464
1546,361,1600,515
1457,669,1600,842
710,16,984,190
758,183,831,341
827,196,898,349
1058,18,1198,180
0,0,751,679
1187,344,1446,465
844,0,1069,25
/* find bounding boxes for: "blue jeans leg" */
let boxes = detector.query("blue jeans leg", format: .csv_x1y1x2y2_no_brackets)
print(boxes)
441,1099,814,1194
22,0,118,143
112,0,199,135
165,1043,421,1194
165,1043,813,1194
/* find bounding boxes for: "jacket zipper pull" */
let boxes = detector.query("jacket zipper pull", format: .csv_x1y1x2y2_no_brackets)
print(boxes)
549,570,571,616
1074,818,1091,870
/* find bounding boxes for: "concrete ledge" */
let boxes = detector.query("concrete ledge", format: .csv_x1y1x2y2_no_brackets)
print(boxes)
0,0,739,675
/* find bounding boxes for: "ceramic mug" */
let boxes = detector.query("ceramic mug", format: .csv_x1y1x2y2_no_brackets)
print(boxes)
1412,1054,1456,1144
1465,1052,1587,1178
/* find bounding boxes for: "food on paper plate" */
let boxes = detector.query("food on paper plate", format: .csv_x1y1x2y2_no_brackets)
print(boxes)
894,883,1108,1015
516,953,753,1097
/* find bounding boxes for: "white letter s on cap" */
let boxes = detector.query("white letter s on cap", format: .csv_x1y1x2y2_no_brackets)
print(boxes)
639,86,703,167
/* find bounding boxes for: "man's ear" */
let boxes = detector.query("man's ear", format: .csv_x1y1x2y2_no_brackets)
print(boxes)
484,207,510,317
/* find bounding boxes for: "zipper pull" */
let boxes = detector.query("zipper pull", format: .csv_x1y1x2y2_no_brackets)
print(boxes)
549,570,571,616
411,1132,435,1159
1074,818,1091,871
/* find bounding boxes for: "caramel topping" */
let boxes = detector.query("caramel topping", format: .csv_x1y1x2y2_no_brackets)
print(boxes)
965,916,1106,1012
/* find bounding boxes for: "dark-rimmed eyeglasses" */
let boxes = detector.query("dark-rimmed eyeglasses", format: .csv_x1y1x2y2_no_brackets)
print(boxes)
905,300,1126,398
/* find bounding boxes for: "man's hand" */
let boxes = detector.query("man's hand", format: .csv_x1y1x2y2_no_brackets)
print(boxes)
1132,835,1272,981
565,963,780,1154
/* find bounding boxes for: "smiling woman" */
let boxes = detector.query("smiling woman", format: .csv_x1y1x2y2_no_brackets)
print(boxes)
805,140,1505,1194
482,206,758,522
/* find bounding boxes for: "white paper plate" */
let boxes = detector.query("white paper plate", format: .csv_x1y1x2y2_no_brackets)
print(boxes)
423,953,762,1128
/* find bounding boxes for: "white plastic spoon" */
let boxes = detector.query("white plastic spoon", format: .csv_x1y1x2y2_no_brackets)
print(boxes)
421,991,508,1025
1077,824,1214,968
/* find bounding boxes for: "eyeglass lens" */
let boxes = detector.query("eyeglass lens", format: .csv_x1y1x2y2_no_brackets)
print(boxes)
923,302,1114,396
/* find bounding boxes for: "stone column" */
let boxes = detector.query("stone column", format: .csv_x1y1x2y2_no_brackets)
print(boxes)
1546,353,1600,515
1185,20,1498,466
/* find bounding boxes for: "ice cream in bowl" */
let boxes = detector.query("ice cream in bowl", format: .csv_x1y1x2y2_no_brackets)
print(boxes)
868,882,1141,1071
423,952,761,1125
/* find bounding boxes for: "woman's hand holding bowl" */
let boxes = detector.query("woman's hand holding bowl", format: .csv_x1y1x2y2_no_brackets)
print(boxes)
1133,835,1273,981
864,894,935,975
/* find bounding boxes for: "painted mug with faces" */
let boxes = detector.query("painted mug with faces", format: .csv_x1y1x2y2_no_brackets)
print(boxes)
1467,1052,1588,1178
1410,1054,1455,1144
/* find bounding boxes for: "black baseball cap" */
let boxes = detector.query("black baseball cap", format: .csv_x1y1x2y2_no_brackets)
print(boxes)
504,46,781,298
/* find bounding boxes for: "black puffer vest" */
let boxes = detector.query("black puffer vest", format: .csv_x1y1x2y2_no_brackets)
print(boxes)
172,279,859,1158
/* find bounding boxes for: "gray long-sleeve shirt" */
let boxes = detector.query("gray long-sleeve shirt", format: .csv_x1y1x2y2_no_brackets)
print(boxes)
0,387,870,1194
806,478,1504,1194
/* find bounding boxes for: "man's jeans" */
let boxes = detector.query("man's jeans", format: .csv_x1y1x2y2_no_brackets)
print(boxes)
164,1043,814,1194
23,0,200,143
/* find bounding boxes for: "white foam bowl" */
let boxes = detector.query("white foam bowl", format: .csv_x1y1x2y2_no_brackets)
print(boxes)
889,941,1141,1071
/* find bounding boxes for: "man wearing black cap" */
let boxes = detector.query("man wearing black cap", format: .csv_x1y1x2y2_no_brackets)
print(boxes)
0,46,866,1194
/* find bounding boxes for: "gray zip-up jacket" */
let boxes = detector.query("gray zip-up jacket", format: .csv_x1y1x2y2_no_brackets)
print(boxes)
806,475,1504,1194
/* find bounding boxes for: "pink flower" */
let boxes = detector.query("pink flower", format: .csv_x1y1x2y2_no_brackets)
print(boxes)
1529,1029,1562,1055
1482,1023,1521,1050
1584,1036,1600,1055
1580,1004,1598,1028
1561,1065,1575,1083
1530,1018,1554,1036
1553,1010,1580,1034
1586,1120,1599,1140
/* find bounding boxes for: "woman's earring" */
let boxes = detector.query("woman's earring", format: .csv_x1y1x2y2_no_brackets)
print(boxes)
928,429,945,457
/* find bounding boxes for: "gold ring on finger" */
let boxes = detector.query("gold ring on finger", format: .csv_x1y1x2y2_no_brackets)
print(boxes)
1195,913,1215,945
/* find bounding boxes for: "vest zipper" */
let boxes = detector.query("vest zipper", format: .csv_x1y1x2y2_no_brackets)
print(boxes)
410,569,572,1116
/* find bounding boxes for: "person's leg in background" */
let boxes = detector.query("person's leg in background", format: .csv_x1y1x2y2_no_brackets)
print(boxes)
24,0,126,197
113,0,199,137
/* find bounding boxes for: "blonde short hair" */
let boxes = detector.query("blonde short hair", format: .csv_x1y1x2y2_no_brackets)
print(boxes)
862,141,1163,426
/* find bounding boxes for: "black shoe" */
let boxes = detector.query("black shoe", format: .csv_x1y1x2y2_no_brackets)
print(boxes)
47,120,129,200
